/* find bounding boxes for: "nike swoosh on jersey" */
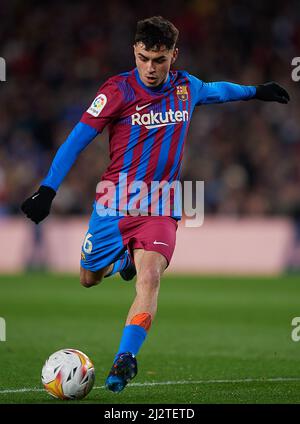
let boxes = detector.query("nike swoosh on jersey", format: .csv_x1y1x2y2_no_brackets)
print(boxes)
32,194,40,200
153,240,169,246
136,103,152,111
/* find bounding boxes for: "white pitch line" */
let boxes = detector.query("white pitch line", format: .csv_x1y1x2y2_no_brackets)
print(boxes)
1,377,300,395
128,377,300,386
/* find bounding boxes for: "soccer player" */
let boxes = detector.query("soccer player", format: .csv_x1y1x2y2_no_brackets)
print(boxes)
21,16,290,393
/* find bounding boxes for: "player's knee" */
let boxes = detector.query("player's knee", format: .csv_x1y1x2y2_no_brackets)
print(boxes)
138,267,161,290
80,277,95,288
80,271,103,288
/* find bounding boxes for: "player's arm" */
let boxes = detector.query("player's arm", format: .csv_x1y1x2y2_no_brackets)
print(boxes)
188,74,290,105
21,79,123,224
21,122,99,224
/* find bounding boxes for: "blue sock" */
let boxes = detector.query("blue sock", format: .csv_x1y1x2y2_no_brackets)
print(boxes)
114,325,147,361
105,251,132,278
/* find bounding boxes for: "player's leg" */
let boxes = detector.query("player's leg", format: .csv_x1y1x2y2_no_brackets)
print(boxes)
105,249,167,392
79,265,111,288
79,205,128,287
105,216,177,392
80,251,136,287
125,249,167,324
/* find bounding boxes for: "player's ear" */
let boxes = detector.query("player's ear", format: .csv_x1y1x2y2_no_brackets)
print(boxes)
133,44,138,61
171,48,179,64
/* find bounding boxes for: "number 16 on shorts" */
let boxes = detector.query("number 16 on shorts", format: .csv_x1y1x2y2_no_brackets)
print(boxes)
83,233,93,254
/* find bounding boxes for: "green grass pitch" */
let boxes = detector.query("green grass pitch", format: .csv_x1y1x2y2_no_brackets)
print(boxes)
0,273,299,404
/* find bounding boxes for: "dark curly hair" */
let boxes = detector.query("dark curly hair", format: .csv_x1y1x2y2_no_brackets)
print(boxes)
135,16,179,51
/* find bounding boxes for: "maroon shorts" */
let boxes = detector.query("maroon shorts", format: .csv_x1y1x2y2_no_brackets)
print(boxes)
119,216,178,266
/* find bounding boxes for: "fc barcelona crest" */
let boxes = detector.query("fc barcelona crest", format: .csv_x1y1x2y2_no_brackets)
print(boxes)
177,85,188,101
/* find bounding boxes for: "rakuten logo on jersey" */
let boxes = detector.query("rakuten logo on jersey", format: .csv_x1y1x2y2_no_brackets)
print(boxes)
131,109,189,129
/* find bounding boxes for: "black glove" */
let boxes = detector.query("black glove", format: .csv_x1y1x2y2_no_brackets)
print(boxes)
255,82,290,104
21,185,56,224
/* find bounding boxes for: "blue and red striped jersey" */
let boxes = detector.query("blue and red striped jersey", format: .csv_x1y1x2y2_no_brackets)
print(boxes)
81,69,193,216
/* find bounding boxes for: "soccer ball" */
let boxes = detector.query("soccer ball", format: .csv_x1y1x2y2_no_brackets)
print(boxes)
41,348,95,400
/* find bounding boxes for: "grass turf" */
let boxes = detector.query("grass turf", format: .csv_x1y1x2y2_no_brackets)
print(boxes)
0,273,299,404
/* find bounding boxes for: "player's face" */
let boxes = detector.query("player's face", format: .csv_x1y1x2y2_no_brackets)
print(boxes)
134,42,178,88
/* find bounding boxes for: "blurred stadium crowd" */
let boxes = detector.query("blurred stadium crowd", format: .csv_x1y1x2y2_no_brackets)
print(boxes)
0,0,299,217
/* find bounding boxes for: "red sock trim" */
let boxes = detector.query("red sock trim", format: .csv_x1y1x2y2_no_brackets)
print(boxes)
130,313,152,331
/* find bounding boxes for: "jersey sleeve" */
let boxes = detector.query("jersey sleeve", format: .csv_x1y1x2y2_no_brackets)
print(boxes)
80,79,124,132
41,122,98,191
187,73,256,105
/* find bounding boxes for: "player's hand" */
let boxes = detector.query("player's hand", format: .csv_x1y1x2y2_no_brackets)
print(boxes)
21,185,56,224
255,82,290,104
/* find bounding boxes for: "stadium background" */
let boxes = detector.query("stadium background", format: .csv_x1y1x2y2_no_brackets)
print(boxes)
0,0,300,405
1,0,300,213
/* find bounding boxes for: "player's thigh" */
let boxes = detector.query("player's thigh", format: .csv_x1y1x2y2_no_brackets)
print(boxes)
133,249,168,277
133,249,168,287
